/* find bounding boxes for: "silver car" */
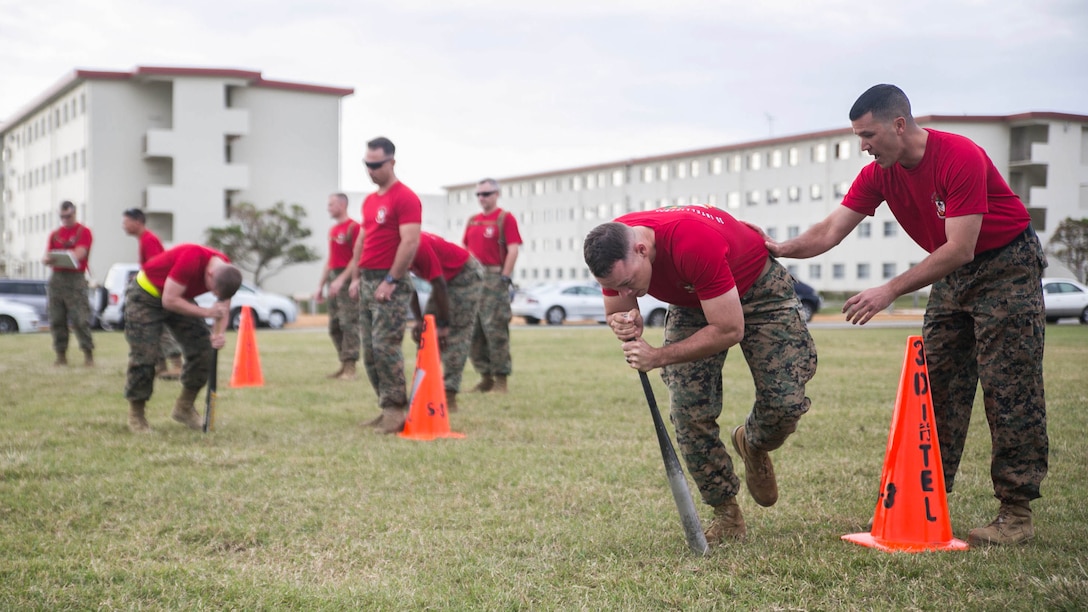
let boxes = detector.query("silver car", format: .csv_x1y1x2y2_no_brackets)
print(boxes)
1042,277,1088,324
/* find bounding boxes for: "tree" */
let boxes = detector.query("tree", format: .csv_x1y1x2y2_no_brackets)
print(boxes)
205,202,320,287
1046,217,1088,283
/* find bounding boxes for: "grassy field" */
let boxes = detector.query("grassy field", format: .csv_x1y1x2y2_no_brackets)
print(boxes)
1,323,1086,610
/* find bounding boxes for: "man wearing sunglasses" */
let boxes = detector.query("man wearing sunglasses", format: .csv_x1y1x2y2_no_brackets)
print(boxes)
463,179,522,394
43,200,95,367
330,137,422,434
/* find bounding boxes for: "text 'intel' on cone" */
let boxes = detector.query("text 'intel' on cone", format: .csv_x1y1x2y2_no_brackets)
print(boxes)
842,335,968,553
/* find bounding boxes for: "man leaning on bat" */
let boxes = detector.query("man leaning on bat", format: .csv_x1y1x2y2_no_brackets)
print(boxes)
583,205,817,546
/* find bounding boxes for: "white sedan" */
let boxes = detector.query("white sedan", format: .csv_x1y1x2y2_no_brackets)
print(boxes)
511,281,671,327
1042,277,1088,324
0,297,42,334
195,282,299,330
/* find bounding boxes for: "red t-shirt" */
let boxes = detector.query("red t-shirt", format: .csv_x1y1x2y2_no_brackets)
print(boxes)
841,129,1029,254
327,218,360,269
602,206,769,308
411,232,471,282
143,244,230,300
359,182,422,269
47,222,93,272
463,208,523,266
139,230,165,264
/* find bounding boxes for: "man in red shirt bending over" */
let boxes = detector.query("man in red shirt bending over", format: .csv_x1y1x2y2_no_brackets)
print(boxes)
123,244,242,433
584,205,817,547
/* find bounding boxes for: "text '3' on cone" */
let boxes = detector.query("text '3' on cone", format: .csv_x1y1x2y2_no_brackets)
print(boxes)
842,335,968,553
229,305,265,388
401,314,464,441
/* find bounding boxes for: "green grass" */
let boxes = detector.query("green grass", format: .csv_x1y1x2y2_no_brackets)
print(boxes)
1,324,1086,610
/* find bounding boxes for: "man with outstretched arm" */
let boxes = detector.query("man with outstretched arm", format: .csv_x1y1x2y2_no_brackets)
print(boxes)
762,84,1047,546
123,244,242,433
584,205,816,547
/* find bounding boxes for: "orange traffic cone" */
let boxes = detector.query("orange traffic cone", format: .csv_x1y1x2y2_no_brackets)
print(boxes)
400,315,464,441
229,306,265,388
842,335,968,553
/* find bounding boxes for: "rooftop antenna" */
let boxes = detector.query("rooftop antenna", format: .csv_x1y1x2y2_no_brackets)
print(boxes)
765,113,775,137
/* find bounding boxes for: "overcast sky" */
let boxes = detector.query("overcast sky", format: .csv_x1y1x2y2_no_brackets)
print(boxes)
2,0,1086,195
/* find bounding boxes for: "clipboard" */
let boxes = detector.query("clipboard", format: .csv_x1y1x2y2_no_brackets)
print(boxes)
48,250,80,269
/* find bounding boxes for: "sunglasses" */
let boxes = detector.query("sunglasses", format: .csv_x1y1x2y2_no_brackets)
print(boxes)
476,190,498,197
60,213,75,219
364,158,392,170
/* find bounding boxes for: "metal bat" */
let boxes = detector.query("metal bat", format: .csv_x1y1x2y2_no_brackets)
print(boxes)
639,370,710,556
203,349,218,433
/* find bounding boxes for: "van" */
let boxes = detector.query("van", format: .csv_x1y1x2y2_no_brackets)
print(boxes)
98,263,140,330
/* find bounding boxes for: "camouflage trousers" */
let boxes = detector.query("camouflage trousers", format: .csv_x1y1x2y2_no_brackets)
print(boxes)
360,270,411,409
662,260,817,507
326,268,361,363
123,283,214,401
470,271,513,377
48,271,94,354
423,258,484,393
923,228,1048,503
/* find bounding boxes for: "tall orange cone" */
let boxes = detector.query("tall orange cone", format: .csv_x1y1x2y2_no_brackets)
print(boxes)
400,315,464,441
229,305,264,388
842,335,968,553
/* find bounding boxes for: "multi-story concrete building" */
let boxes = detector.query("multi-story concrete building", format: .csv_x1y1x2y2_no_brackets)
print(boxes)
442,113,1088,292
0,66,353,294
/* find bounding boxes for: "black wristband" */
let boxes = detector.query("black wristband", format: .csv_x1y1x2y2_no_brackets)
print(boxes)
501,275,512,285
436,319,450,328
384,274,397,284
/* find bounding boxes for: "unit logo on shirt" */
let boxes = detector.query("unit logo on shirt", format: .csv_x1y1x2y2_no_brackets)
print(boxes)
484,226,496,239
333,231,351,245
376,207,388,224
931,192,946,219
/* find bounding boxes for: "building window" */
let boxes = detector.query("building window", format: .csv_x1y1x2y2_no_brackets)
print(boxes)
787,225,800,238
857,263,870,279
883,221,897,237
642,167,654,183
711,158,723,175
707,194,718,206
612,170,624,186
833,263,845,279
809,264,822,279
883,263,897,279
659,164,669,181
747,190,762,206
788,147,799,166
730,155,742,172
571,175,582,191
612,203,623,217
810,184,822,200
767,188,781,204
812,143,828,163
769,150,782,168
597,204,608,218
690,160,700,177
766,227,778,240
748,152,762,171
726,192,740,209
587,174,597,189
858,222,871,238
835,140,852,159
834,181,851,199
788,186,801,202
676,162,687,179
786,264,799,277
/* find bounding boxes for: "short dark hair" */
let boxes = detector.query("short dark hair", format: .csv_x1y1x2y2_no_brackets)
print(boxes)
123,208,146,223
583,222,632,278
331,193,349,206
59,200,76,213
849,84,913,122
367,137,395,156
214,265,243,300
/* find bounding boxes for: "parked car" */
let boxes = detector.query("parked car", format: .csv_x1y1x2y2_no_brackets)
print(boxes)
0,297,41,333
0,277,101,329
793,280,822,322
98,263,140,331
195,282,299,330
511,281,673,326
1042,277,1088,324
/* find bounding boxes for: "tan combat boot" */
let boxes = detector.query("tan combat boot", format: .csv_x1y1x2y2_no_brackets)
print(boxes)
54,352,68,367
731,425,778,507
968,501,1034,546
492,375,508,393
128,400,150,433
374,407,407,435
705,497,746,546
336,360,358,381
447,391,458,413
470,375,494,393
83,350,94,367
171,387,203,430
326,362,345,379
